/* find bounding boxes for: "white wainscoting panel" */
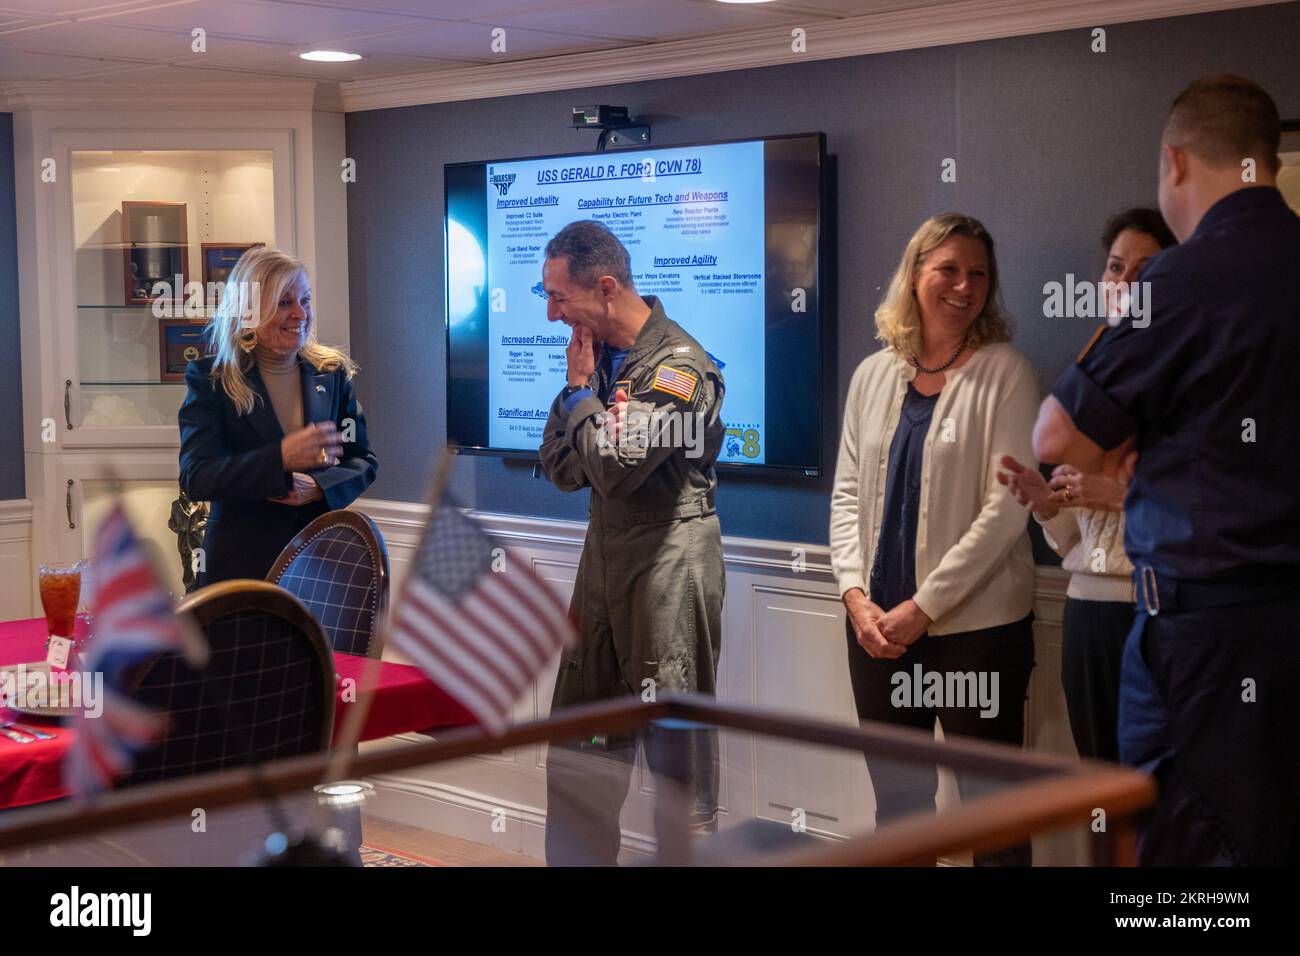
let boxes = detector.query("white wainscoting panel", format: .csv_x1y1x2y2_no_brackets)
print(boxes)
353,498,1078,865
0,500,34,622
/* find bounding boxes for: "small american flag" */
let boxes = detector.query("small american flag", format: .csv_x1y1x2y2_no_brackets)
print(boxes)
652,364,698,402
64,503,207,797
389,500,574,734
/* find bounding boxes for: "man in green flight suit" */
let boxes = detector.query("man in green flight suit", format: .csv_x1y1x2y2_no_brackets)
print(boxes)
539,219,726,865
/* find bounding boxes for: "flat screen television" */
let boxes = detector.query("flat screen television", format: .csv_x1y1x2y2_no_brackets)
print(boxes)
445,131,826,473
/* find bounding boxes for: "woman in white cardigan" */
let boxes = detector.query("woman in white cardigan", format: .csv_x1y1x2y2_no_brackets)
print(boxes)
830,213,1040,865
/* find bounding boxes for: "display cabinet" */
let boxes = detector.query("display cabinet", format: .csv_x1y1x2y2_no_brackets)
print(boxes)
32,453,193,600
68,146,277,439
13,99,350,609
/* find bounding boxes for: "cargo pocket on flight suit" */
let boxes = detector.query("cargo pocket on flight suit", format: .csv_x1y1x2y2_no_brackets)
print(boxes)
646,518,697,697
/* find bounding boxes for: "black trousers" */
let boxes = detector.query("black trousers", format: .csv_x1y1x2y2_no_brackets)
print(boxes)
1060,597,1135,762
1119,595,1300,866
845,613,1036,866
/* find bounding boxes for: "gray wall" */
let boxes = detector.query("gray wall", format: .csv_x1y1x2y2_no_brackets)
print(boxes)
345,2,1300,548
0,113,24,499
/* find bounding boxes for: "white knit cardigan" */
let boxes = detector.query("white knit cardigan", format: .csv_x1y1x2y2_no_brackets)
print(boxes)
830,342,1039,635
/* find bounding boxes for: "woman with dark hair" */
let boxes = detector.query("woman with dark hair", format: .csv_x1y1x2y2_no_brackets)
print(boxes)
831,213,1039,865
1098,209,1177,320
998,208,1176,762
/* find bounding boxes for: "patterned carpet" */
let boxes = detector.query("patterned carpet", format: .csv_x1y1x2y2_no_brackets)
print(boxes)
359,843,444,867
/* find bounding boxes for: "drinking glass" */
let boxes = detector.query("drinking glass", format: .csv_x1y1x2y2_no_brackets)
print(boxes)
39,561,82,640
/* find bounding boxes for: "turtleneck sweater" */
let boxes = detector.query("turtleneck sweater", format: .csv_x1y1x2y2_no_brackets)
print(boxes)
254,343,303,434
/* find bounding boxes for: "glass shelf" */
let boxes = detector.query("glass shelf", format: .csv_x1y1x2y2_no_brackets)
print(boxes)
76,241,186,250
82,380,186,387
77,305,215,316
78,303,210,309
71,147,274,429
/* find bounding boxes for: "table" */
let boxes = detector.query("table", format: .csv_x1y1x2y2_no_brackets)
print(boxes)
0,617,476,812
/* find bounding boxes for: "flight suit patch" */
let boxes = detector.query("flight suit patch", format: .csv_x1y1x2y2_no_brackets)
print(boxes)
608,379,634,406
618,400,654,460
651,364,698,403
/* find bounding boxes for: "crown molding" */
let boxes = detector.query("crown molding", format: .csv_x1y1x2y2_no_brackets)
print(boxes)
0,0,1281,116
0,76,322,113
338,0,1287,113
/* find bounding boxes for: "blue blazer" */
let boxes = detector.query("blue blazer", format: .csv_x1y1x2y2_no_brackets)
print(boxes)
178,354,379,586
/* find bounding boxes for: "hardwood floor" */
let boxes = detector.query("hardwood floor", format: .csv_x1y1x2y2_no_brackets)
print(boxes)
360,814,543,867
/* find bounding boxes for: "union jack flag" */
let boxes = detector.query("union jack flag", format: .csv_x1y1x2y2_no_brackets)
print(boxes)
64,503,207,797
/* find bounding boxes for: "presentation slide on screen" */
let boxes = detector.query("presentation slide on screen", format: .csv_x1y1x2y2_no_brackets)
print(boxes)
483,140,767,463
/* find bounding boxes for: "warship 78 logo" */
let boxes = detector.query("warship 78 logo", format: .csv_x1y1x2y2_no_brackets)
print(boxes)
490,172,517,196
725,426,761,459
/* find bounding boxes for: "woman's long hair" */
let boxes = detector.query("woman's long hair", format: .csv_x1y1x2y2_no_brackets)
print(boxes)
206,247,356,416
874,213,1013,358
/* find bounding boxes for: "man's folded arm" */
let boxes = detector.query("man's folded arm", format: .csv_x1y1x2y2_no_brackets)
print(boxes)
552,365,717,498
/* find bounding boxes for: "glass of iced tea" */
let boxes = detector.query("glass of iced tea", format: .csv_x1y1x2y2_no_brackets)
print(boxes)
39,561,82,639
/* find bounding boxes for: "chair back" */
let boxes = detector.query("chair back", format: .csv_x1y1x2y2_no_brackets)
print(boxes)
267,510,390,658
120,580,335,788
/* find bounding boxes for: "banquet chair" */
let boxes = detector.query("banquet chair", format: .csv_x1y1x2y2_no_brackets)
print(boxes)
60,581,350,866
121,580,335,788
266,509,390,659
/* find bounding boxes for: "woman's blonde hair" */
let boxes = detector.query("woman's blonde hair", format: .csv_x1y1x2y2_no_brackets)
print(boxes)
207,246,356,416
874,213,1013,358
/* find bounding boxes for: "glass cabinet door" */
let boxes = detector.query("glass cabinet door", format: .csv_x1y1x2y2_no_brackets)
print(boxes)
71,149,275,430
80,478,192,600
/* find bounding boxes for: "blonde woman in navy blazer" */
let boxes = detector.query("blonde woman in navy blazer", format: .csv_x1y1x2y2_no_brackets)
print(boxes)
178,247,378,587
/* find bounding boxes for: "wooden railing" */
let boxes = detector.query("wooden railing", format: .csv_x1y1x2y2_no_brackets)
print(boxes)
0,695,1154,865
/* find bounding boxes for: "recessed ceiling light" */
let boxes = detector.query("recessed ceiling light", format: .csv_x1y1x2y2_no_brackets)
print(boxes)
299,50,362,62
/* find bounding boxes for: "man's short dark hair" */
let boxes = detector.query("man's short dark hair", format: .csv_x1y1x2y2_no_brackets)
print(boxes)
545,220,634,289
1102,208,1177,252
1164,74,1281,173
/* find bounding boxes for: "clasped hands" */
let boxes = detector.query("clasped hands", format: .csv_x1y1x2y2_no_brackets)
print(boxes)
996,454,1127,518
271,421,342,506
844,589,930,659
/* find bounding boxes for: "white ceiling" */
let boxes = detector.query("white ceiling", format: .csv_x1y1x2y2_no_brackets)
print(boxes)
0,0,958,84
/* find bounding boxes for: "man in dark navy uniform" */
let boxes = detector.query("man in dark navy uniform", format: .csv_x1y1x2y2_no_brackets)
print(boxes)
1034,75,1300,865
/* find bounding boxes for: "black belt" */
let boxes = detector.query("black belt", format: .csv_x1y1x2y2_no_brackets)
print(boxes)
1135,566,1300,615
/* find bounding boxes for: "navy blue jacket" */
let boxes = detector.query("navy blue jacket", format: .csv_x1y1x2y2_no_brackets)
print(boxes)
1052,186,1300,584
178,354,379,586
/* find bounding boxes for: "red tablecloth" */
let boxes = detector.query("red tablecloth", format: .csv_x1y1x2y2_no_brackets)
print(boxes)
0,617,475,812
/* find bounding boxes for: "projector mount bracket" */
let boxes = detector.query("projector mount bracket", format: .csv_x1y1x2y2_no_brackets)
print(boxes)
571,105,650,152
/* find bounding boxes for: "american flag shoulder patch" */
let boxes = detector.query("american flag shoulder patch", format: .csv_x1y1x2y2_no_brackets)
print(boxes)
651,364,698,402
